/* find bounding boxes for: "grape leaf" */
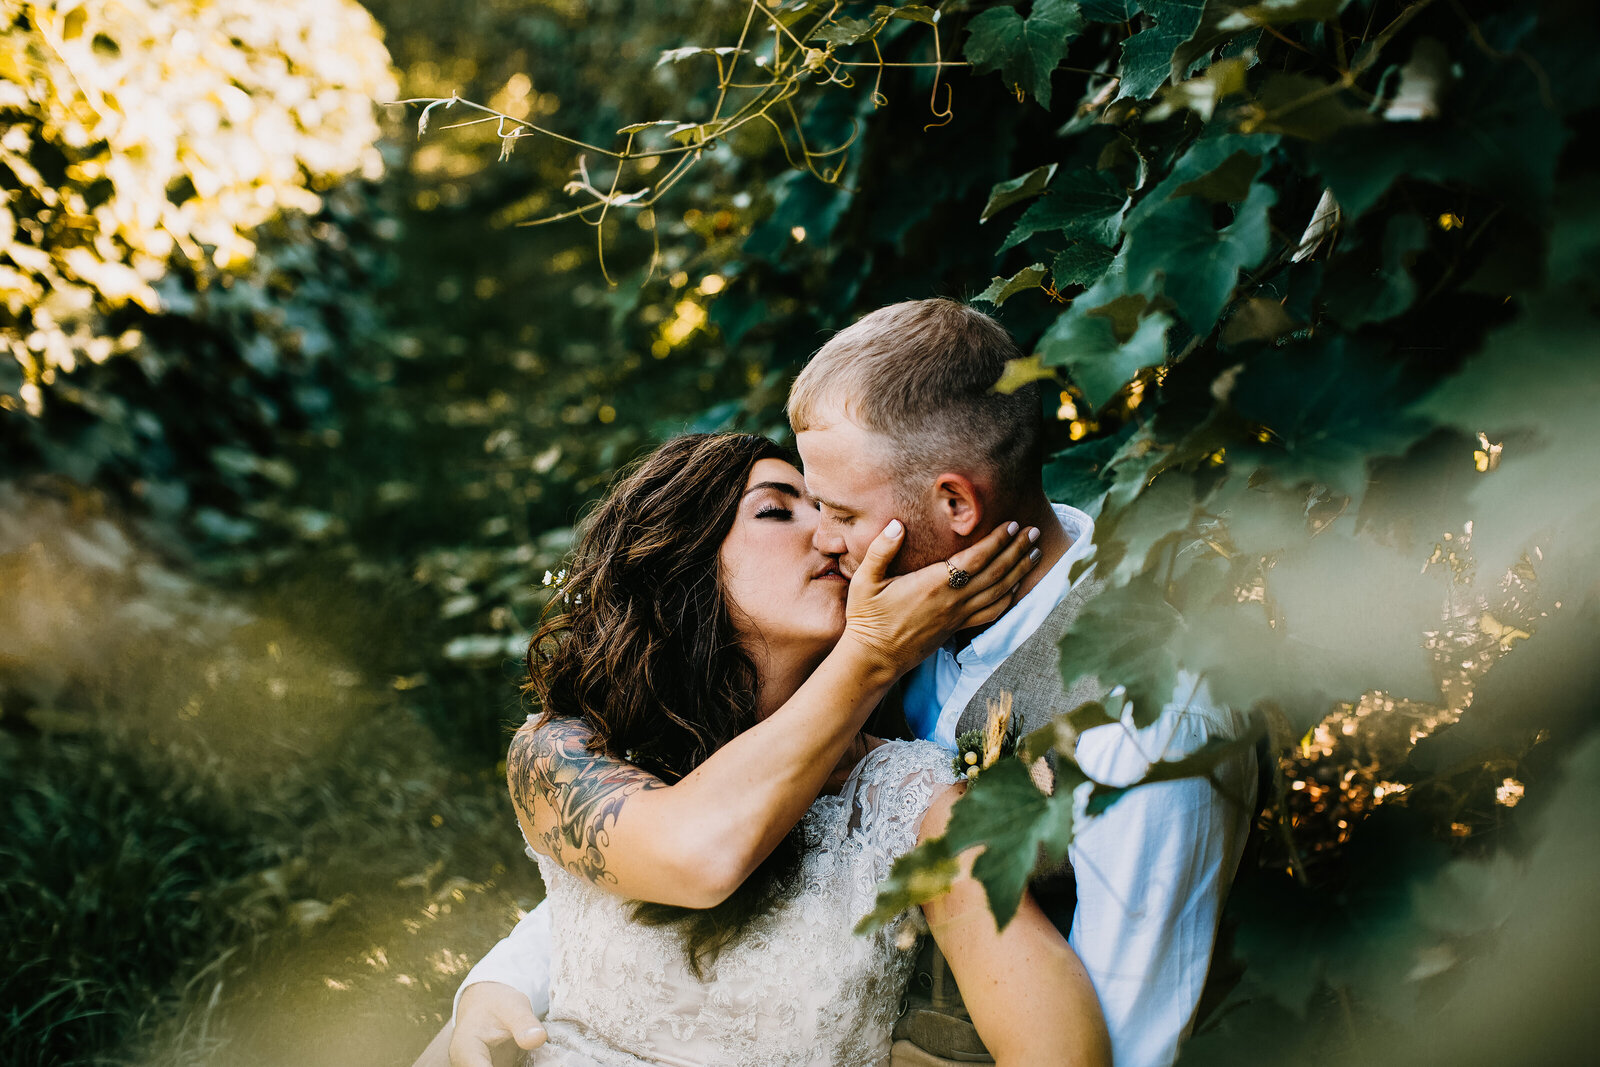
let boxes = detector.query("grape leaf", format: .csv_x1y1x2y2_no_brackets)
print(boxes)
1116,0,1207,100
1251,73,1375,142
1230,334,1430,500
1043,423,1136,516
1080,0,1141,21
1000,167,1128,252
1058,575,1184,726
1412,282,1600,574
1172,149,1263,203
1123,179,1277,335
1323,213,1428,327
1039,277,1172,410
981,163,1058,222
974,262,1050,306
1308,52,1568,218
656,46,748,66
992,353,1060,394
1092,472,1199,585
1051,241,1117,288
965,0,1086,110
876,4,938,26
858,757,1084,931
811,16,882,47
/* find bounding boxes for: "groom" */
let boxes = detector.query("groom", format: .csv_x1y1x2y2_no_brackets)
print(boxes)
446,299,1256,1067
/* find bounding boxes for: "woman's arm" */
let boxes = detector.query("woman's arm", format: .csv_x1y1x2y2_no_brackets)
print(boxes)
918,784,1112,1067
510,520,1036,909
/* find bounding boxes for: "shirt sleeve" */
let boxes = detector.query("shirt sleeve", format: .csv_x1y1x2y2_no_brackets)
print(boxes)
451,897,554,1023
1066,672,1257,1067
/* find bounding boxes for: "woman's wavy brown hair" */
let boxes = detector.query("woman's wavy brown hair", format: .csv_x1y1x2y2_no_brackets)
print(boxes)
525,432,804,975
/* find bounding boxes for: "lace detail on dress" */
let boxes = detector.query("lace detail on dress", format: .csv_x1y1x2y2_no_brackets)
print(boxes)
523,739,956,1067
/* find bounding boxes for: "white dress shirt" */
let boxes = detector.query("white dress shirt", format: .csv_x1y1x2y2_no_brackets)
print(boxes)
900,503,1256,1067
460,504,1255,1067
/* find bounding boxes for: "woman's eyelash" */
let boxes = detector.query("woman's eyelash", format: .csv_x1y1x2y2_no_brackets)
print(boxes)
755,505,793,520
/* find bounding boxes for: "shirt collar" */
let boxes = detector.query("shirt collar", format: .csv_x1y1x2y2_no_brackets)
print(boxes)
952,502,1095,666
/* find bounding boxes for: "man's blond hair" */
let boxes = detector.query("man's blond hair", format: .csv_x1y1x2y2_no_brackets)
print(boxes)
787,298,1043,503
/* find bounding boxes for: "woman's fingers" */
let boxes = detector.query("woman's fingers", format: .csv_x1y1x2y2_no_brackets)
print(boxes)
951,521,1039,594
850,518,905,590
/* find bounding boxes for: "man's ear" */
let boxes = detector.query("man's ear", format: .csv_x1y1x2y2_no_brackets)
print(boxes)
931,472,984,538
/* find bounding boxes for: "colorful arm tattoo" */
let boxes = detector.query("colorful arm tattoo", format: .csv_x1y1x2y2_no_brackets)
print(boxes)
508,718,667,887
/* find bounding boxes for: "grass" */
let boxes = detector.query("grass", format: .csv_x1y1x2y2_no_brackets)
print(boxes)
0,488,541,1067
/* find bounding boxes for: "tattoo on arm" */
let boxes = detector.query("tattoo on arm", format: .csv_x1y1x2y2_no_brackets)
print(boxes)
508,718,666,887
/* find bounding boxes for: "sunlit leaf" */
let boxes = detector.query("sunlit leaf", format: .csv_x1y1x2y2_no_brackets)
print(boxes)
810,17,882,47
975,263,1050,307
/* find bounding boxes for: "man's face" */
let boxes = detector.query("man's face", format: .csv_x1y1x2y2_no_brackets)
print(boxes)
795,415,958,578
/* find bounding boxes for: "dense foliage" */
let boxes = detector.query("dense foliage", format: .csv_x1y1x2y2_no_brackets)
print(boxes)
421,0,1599,1058
3,0,1597,1062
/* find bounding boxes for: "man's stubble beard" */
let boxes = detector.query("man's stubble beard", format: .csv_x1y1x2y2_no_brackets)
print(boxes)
889,496,949,577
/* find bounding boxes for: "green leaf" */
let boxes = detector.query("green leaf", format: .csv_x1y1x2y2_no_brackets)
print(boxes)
876,4,938,25
1201,529,1442,715
856,839,962,931
1092,472,1199,585
616,120,680,135
965,0,1086,110
811,16,882,47
1309,50,1568,218
656,46,749,66
981,163,1058,222
1123,179,1277,335
1215,0,1341,33
1411,240,1600,575
1080,0,1141,21
1220,295,1299,346
1000,167,1128,252
1051,241,1117,288
1250,72,1374,141
1134,729,1263,785
861,758,1084,932
1039,272,1172,410
975,262,1050,306
1043,424,1136,516
1147,56,1250,122
1116,0,1207,99
1169,0,1342,81
1323,213,1428,327
1230,335,1430,499
1172,149,1263,203
1058,576,1184,725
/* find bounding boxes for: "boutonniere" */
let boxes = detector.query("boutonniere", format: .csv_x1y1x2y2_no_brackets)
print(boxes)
952,691,1016,782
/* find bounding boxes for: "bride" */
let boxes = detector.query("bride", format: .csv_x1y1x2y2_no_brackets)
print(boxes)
427,433,1109,1067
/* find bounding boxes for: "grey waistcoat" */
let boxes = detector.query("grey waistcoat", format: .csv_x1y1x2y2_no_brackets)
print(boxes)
890,571,1106,1064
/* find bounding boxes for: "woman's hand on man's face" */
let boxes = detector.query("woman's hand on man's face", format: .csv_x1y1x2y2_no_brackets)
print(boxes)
840,518,1040,676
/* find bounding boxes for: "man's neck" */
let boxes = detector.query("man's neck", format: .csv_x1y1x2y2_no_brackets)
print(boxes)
1013,494,1071,602
954,494,1070,643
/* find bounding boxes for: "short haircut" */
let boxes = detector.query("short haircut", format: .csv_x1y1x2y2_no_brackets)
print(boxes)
787,298,1043,503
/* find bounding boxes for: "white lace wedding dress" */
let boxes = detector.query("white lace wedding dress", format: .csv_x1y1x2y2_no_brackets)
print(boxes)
522,739,956,1067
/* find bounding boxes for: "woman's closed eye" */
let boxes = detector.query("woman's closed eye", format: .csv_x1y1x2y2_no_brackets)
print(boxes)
755,504,793,520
